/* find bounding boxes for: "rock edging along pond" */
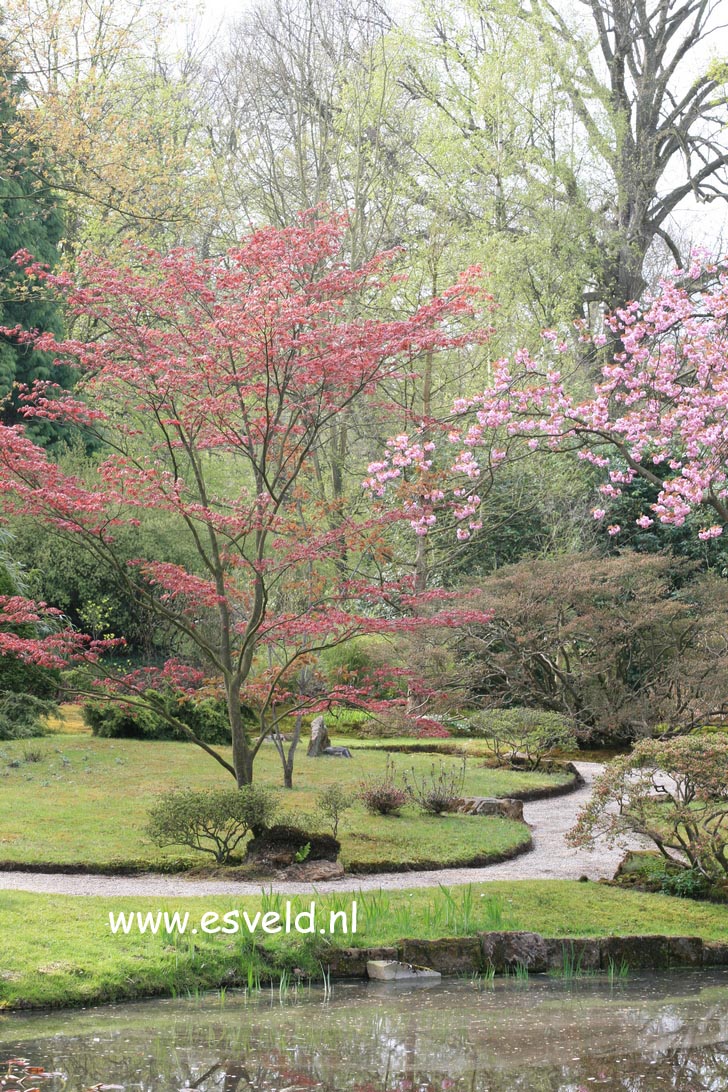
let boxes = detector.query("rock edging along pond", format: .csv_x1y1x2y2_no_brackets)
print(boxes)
322,931,728,977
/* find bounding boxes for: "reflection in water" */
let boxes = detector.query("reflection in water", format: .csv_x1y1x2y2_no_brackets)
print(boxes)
1,972,728,1091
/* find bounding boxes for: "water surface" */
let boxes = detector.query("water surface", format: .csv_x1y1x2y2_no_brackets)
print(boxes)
2,971,728,1091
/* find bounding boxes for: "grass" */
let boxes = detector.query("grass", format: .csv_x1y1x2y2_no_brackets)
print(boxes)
0,729,560,871
44,704,92,736
0,880,726,1010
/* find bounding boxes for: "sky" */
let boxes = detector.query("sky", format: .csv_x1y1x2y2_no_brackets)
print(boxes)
177,0,728,255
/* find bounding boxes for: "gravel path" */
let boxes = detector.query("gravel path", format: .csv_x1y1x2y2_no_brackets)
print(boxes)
0,762,634,898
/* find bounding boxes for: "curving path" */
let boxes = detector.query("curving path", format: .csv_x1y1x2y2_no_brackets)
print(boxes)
0,762,638,897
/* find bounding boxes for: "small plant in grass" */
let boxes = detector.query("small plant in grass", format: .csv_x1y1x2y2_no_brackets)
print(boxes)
403,757,467,815
357,755,408,816
146,785,278,864
480,894,507,930
316,783,353,838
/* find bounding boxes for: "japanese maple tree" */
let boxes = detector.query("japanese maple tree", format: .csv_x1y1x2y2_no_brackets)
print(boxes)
0,212,491,786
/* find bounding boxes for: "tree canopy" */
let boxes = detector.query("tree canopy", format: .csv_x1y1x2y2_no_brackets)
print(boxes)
0,39,67,445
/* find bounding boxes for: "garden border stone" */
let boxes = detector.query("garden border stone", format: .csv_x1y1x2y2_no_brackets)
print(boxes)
399,937,483,974
318,930,719,979
453,797,524,820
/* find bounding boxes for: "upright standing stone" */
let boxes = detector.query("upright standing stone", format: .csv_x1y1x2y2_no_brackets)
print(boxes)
307,715,331,756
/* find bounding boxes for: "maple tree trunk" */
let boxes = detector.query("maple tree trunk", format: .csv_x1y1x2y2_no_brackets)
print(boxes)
282,713,303,789
226,681,254,786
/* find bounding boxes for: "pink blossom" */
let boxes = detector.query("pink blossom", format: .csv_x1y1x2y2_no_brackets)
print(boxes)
698,525,723,540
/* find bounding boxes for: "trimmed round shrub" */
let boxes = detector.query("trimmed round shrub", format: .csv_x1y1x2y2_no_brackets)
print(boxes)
358,782,409,816
146,785,278,864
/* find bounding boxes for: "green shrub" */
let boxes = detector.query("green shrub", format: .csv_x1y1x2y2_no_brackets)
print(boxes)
326,707,374,736
569,735,728,882
146,785,279,864
316,783,353,837
320,639,374,685
658,867,713,900
469,707,577,769
82,690,236,744
0,657,60,699
0,691,57,740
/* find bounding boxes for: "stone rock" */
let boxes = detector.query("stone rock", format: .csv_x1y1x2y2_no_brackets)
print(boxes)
367,946,399,963
283,859,345,882
323,745,353,758
599,935,670,970
366,960,441,982
322,948,398,979
321,947,369,977
453,797,524,821
399,937,482,975
479,931,549,973
666,936,704,967
307,715,331,757
703,941,728,966
544,938,602,973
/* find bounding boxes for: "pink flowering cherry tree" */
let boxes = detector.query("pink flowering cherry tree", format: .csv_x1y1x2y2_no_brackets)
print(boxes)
369,257,728,544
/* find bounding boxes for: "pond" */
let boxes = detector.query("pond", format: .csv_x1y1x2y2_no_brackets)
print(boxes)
2,971,727,1091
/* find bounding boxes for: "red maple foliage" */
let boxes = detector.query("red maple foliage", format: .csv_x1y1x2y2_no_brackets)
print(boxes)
0,212,492,785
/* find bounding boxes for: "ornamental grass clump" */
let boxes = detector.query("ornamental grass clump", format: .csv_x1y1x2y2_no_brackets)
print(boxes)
357,755,409,816
403,757,467,814
146,785,278,864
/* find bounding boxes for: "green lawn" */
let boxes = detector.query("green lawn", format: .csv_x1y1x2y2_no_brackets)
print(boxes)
0,734,564,871
1,881,726,1010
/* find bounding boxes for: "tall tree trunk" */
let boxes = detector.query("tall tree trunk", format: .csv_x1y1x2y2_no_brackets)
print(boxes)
226,677,254,786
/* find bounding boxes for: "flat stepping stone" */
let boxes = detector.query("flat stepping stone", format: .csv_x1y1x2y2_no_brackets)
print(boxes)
366,959,441,982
